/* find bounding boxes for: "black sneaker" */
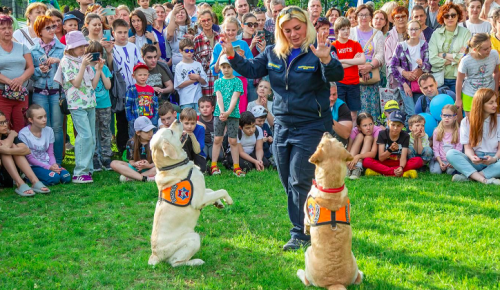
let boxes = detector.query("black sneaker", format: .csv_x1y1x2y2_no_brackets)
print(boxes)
282,238,310,251
102,158,112,171
93,159,102,172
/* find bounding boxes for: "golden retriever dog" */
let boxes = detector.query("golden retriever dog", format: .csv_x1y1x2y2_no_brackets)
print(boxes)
297,133,363,290
148,120,233,267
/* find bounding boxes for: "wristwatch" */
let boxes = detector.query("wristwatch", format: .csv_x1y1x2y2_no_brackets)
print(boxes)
442,52,447,58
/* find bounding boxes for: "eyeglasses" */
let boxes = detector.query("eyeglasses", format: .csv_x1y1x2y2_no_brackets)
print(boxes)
394,14,407,21
183,49,194,53
253,7,267,13
441,114,457,118
44,25,58,32
357,13,371,19
408,28,420,32
244,22,259,28
443,13,458,19
0,120,8,126
199,18,212,23
278,7,304,21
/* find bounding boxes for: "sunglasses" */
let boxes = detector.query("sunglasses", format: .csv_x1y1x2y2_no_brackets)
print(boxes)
44,24,58,32
278,7,304,21
244,22,259,28
441,114,457,118
253,7,267,13
394,14,407,20
443,13,458,19
184,49,195,53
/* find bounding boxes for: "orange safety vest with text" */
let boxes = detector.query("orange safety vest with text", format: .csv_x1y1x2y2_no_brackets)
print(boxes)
307,195,350,227
160,169,194,207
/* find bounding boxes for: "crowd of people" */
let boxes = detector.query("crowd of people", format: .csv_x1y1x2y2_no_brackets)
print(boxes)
0,0,499,249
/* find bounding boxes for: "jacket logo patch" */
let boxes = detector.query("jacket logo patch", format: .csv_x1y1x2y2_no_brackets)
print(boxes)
297,65,316,71
268,62,282,70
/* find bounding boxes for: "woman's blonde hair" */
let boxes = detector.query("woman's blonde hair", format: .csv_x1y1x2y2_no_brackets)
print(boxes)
274,6,317,60
435,104,459,144
25,2,47,25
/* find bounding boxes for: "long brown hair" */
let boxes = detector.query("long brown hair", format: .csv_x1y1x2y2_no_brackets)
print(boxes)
435,104,459,144
469,88,498,148
132,133,153,163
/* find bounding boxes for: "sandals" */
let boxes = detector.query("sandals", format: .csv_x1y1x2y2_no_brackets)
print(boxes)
15,183,35,197
210,165,221,175
233,167,246,177
32,181,50,194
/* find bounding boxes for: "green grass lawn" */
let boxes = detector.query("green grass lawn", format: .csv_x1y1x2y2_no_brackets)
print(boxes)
1,131,499,289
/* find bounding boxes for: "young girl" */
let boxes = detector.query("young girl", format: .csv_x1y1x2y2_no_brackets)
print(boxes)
430,105,462,174
447,88,500,185
0,110,50,196
18,104,71,185
85,41,113,171
129,10,160,57
110,117,156,182
347,113,382,179
456,33,500,117
210,55,244,177
246,79,274,127
211,16,254,113
55,31,102,184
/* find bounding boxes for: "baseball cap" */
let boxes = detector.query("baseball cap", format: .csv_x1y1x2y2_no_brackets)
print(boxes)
63,13,80,24
134,116,156,132
219,54,231,66
250,105,268,118
133,63,149,73
384,100,400,113
65,31,88,50
388,110,404,123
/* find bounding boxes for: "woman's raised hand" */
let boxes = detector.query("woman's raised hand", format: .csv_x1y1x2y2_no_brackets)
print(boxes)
310,31,331,64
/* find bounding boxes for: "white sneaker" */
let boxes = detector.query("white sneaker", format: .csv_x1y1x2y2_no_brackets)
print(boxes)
119,175,132,183
350,167,363,180
452,174,469,182
484,178,500,185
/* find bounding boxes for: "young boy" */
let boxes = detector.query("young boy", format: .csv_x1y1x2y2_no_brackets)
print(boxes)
225,111,270,172
174,38,208,111
137,0,157,26
125,63,159,138
158,101,178,129
180,108,207,173
362,111,424,178
86,41,113,172
198,96,219,160
210,54,244,177
408,114,433,165
60,14,80,45
333,17,366,123
250,105,273,164
382,100,400,127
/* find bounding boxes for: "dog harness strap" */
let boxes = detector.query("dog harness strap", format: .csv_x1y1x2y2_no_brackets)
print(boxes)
158,158,190,171
307,196,350,227
312,180,345,193
160,168,195,207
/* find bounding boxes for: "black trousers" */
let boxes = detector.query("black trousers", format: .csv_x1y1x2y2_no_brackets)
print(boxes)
115,111,129,154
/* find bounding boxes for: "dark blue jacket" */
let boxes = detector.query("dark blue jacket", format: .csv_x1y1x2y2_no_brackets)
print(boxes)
229,45,344,126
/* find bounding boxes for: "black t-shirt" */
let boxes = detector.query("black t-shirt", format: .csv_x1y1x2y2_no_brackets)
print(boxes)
337,104,351,122
1,134,23,144
198,116,214,145
126,139,147,161
377,129,410,159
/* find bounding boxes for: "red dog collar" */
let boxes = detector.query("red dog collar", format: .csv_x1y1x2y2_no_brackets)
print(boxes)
313,180,345,193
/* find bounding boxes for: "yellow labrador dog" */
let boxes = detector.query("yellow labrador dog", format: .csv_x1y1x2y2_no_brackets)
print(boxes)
297,133,363,290
148,120,233,267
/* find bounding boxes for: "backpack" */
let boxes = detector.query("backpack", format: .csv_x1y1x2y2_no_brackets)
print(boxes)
222,128,260,154
110,61,128,113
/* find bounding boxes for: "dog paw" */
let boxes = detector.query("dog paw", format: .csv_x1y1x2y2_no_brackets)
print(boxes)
148,255,160,266
186,259,205,266
213,200,225,209
225,195,234,205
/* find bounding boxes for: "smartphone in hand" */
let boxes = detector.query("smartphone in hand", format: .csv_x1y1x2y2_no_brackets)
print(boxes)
91,52,100,62
103,29,111,41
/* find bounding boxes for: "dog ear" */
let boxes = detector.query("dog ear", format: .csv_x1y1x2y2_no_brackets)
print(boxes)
161,140,178,159
309,148,323,164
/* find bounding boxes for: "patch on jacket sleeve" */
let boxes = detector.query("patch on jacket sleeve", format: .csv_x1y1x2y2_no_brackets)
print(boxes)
267,62,283,71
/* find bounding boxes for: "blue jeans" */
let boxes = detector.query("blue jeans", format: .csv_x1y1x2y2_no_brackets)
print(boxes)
70,108,96,176
31,166,71,185
444,79,456,94
446,150,500,179
180,103,199,112
32,92,64,164
272,119,334,241
409,145,433,163
399,90,416,128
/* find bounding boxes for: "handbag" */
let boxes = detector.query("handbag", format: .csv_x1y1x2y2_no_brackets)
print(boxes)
359,29,381,85
410,80,422,93
2,85,28,101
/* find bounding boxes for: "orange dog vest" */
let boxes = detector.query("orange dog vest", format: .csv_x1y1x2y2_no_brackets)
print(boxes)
307,195,350,227
161,169,194,207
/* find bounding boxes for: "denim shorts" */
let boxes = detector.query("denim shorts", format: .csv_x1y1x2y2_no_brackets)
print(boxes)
336,82,361,111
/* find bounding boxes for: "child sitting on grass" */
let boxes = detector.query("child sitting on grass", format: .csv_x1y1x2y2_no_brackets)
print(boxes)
224,111,270,172
180,108,207,173
158,101,178,129
431,105,462,174
19,105,71,186
250,105,273,164
363,111,424,178
110,117,156,182
347,112,382,179
408,114,433,166
210,54,244,177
